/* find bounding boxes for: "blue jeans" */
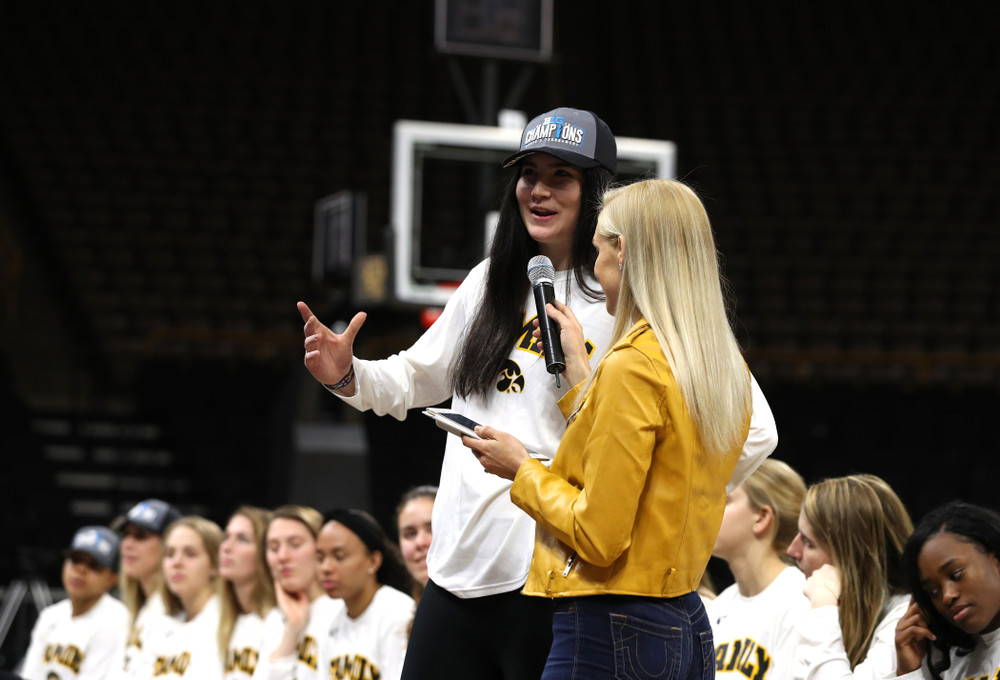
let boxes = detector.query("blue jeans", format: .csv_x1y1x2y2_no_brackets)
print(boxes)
542,591,714,680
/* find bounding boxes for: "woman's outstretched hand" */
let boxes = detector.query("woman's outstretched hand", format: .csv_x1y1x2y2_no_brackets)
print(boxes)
298,301,366,396
461,425,531,481
533,300,591,388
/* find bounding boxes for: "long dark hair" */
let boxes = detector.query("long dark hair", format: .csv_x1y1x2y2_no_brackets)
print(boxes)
451,164,614,400
903,500,1000,680
323,508,413,596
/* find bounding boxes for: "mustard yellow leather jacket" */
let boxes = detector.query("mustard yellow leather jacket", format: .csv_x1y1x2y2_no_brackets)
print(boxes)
510,320,749,598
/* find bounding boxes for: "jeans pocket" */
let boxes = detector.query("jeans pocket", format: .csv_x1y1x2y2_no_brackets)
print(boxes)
698,629,714,680
611,612,683,680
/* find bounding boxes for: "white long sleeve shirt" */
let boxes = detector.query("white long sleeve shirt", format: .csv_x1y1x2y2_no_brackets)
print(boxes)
20,593,128,680
319,586,414,680
889,624,1000,680
264,595,344,680
708,566,810,680
788,594,909,680
224,610,270,680
117,594,181,680
145,594,223,679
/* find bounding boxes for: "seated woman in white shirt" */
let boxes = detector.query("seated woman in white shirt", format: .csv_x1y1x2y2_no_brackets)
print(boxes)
395,485,436,601
116,498,183,678
317,509,415,680
19,525,128,680
708,458,809,680
218,506,276,680
894,500,1000,680
146,515,225,679
783,474,913,680
260,505,340,680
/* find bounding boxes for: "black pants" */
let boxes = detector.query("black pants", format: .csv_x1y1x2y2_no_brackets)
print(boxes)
401,579,553,680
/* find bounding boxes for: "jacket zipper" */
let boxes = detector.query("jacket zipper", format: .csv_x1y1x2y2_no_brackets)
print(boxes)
562,552,577,577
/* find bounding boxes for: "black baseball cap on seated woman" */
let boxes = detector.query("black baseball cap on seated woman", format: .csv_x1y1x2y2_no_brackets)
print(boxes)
117,498,183,535
65,526,121,571
502,107,617,175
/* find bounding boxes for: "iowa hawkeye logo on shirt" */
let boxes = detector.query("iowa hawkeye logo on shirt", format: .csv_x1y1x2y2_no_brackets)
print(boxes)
497,313,596,394
715,638,772,680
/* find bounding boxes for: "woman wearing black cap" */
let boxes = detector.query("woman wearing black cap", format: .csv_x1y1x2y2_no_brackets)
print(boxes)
19,525,128,680
298,109,779,679
116,498,183,679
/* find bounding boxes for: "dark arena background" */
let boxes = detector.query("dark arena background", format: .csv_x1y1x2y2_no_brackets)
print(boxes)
0,1,996,666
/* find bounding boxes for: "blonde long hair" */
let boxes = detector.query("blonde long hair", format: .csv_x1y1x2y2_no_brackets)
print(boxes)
804,474,913,669
120,543,162,628
268,505,323,539
741,459,806,562
582,179,750,456
217,506,276,663
159,516,224,617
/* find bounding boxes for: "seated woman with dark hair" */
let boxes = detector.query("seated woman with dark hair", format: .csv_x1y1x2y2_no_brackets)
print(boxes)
316,509,415,680
895,500,1000,680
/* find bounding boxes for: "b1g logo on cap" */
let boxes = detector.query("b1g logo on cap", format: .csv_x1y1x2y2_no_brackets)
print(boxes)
524,115,586,148
128,502,159,523
76,528,114,556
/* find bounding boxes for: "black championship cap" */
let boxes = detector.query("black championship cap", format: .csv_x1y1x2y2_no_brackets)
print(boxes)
503,107,617,175
121,498,183,535
66,526,120,570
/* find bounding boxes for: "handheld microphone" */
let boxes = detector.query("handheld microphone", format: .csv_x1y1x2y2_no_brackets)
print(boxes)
527,255,566,386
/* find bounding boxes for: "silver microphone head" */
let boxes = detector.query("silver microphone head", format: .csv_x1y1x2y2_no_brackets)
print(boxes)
527,255,555,286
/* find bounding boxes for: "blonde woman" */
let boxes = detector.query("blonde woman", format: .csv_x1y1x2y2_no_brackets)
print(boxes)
300,109,778,680
144,515,225,679
465,178,753,678
784,474,913,680
708,459,810,680
116,498,182,679
260,505,342,680
218,506,276,680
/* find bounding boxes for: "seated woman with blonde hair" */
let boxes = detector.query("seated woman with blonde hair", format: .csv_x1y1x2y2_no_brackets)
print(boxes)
145,515,225,678
708,458,810,680
259,505,340,680
782,473,913,680
217,505,276,679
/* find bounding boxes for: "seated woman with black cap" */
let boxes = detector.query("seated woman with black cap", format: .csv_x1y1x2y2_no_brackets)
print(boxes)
115,498,183,679
19,525,129,680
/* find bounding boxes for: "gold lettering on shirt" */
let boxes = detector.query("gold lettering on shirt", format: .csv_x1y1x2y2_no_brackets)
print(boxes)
715,638,772,680
515,313,596,357
43,643,84,674
298,635,319,670
329,653,381,680
153,651,191,676
226,646,259,673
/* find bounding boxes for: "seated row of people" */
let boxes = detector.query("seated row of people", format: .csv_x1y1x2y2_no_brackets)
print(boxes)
706,461,1000,680
17,487,437,680
17,470,1000,680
